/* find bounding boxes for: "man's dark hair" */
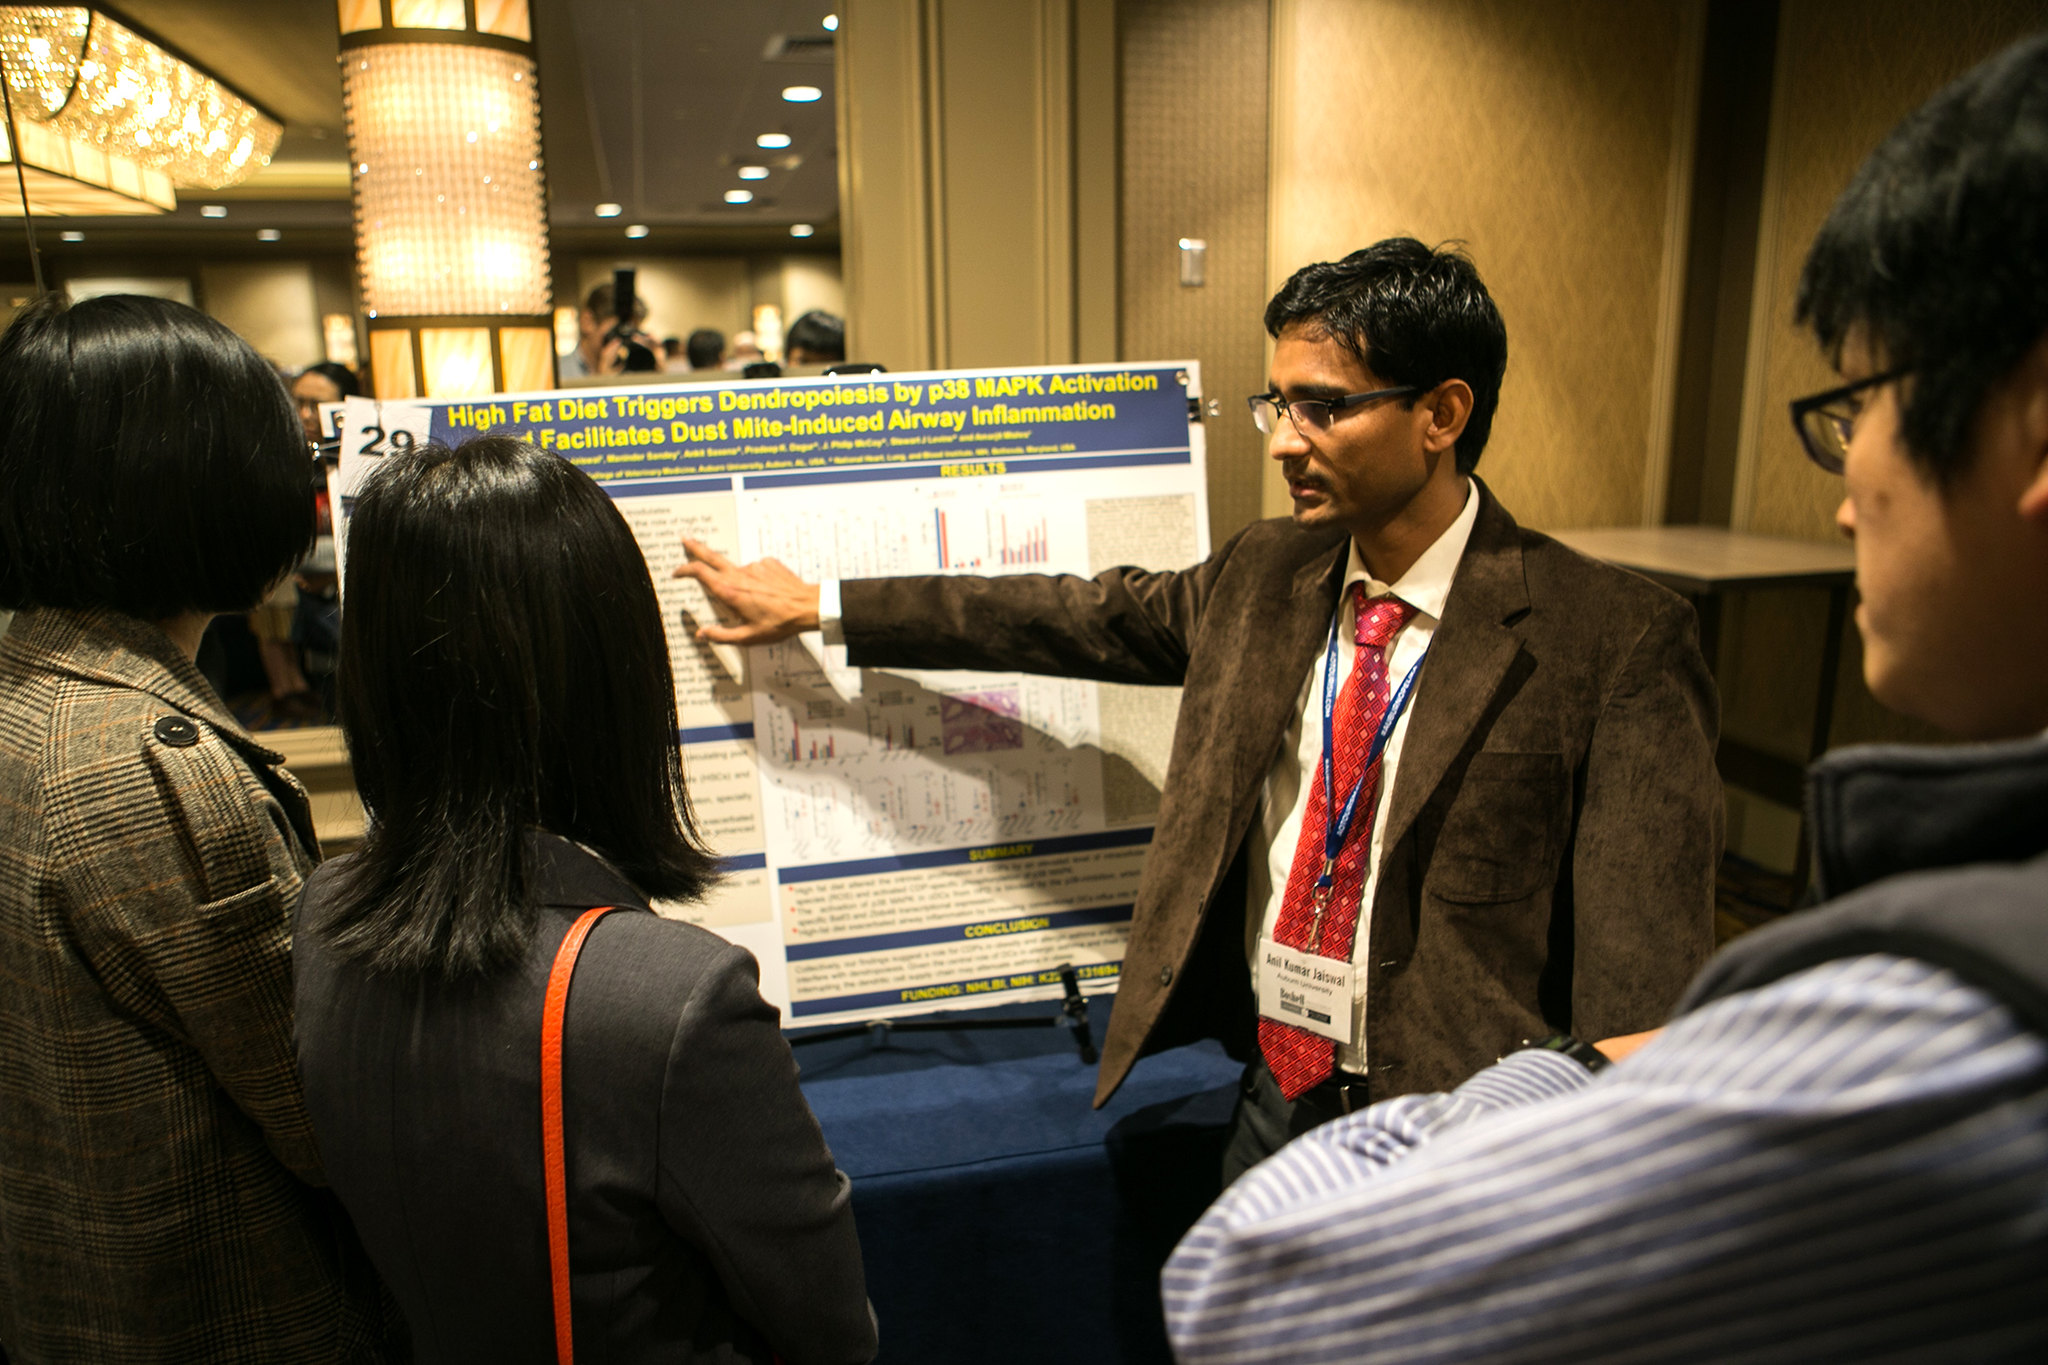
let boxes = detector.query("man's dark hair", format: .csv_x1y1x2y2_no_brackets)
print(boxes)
0,293,313,617
1264,238,1508,473
785,309,846,363
686,328,725,369
299,360,362,399
328,437,719,977
1797,33,2048,487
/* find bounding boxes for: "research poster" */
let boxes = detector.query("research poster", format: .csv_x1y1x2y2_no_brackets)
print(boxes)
337,360,1209,1027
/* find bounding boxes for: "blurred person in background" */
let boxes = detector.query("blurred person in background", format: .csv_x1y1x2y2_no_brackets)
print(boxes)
294,436,875,1364
289,361,357,714
686,327,727,371
783,310,846,366
0,293,404,1361
293,360,361,455
725,329,764,370
562,280,657,378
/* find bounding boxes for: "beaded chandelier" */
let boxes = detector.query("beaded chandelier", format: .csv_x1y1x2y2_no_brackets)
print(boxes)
0,4,281,214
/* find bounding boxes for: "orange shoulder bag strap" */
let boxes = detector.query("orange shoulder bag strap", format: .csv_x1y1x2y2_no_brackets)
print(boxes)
541,905,619,1365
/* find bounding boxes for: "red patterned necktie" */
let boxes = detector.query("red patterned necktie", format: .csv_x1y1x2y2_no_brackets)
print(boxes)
1259,587,1416,1101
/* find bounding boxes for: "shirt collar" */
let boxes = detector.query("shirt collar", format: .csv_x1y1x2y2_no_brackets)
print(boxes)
1342,477,1480,623
524,829,653,912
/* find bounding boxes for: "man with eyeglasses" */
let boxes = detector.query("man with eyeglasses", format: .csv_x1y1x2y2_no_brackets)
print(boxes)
1164,33,2048,1363
675,237,1721,1180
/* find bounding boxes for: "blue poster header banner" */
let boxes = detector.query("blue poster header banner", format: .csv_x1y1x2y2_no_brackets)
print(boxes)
417,363,1195,484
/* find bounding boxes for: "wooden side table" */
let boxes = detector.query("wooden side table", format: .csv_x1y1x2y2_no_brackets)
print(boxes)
1547,525,1857,893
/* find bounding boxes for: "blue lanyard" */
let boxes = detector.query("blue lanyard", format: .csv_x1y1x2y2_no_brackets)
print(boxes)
1309,602,1424,945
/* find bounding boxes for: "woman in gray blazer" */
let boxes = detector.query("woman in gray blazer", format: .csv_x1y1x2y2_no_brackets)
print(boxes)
293,437,875,1364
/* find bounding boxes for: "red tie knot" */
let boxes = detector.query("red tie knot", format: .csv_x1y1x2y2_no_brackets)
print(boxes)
1354,588,1415,649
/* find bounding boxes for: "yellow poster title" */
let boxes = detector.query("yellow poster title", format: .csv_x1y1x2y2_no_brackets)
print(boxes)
440,370,1159,451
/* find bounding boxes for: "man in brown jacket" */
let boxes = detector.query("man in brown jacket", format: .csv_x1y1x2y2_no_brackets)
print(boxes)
681,239,1721,1178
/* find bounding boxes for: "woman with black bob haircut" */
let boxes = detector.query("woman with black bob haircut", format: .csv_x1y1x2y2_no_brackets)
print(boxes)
293,436,875,1365
0,293,405,1358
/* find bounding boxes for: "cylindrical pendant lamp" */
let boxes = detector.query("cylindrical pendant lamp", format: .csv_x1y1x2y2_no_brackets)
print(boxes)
337,0,553,399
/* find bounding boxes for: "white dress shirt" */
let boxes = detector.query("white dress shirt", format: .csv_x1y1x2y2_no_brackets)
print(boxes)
1248,479,1480,1074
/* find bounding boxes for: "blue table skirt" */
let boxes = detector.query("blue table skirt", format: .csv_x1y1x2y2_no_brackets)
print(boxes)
795,998,1243,1364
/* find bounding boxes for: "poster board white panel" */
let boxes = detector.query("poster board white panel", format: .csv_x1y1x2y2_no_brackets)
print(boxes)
336,361,1209,1027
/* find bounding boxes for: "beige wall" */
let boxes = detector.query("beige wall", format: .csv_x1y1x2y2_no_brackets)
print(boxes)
836,0,1117,372
199,261,324,370
1734,0,2048,539
569,254,842,347
1120,0,1273,547
572,256,751,343
781,257,848,326
1266,0,1705,531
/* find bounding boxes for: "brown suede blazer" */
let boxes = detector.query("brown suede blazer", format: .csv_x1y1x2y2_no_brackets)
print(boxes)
842,480,1722,1107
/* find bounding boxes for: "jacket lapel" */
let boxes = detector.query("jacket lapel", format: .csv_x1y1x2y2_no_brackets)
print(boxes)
1232,539,1349,797
1378,483,1530,857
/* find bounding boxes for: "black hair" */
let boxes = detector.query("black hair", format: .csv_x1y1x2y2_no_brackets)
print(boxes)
297,360,362,399
1797,33,2048,487
686,328,725,369
785,309,846,363
1264,238,1508,473
0,292,313,617
327,436,719,977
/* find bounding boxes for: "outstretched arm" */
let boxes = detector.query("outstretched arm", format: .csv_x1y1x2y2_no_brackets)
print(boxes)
675,521,1266,686
671,537,823,645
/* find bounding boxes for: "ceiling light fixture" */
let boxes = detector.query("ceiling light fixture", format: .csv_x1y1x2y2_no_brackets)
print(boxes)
738,165,768,180
823,14,839,31
256,227,281,242
624,223,648,239
0,6,282,192
0,116,171,214
58,228,81,241
199,203,226,217
781,85,822,103
724,189,754,204
789,223,814,238
594,201,622,217
756,132,791,149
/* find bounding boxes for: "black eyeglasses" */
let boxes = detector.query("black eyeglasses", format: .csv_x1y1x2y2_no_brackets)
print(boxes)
1789,366,1910,474
1247,385,1419,436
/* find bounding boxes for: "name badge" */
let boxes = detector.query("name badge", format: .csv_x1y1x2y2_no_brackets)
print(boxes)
1256,939,1354,1044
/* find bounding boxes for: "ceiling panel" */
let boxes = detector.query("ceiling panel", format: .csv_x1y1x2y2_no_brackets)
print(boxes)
0,0,841,251
550,0,840,228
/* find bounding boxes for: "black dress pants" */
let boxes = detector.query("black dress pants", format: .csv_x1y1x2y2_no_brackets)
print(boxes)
1221,1056,1371,1185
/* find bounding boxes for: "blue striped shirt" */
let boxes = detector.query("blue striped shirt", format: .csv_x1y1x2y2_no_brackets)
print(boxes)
1164,953,2048,1362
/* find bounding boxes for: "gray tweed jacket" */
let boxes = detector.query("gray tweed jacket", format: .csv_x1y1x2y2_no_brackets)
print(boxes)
0,608,400,1362
843,479,1723,1106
